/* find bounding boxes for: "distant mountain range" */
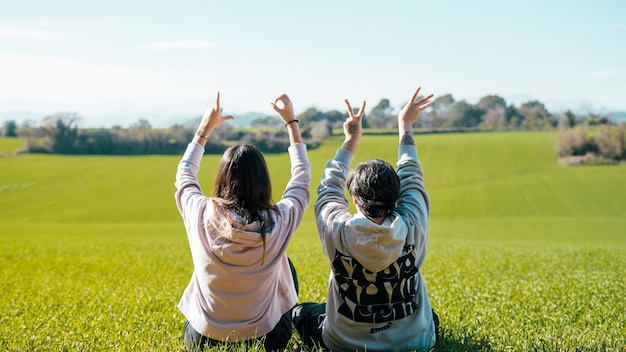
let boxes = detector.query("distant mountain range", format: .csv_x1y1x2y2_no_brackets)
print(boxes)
0,107,271,129
1,98,625,128
608,111,626,122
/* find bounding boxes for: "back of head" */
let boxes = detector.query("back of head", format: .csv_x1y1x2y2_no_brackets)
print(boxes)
347,159,400,218
213,144,274,218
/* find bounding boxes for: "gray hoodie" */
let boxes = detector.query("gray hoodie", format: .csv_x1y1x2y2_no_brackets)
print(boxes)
315,146,435,352
175,142,310,341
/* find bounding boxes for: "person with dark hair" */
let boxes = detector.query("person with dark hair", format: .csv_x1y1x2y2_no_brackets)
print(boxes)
174,92,310,351
292,86,439,351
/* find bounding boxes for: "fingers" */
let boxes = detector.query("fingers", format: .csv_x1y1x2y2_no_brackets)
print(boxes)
206,91,234,121
409,87,422,104
417,93,434,105
357,100,366,118
404,87,433,112
345,99,366,118
417,93,434,109
274,93,291,105
407,87,434,108
344,99,354,117
272,93,291,112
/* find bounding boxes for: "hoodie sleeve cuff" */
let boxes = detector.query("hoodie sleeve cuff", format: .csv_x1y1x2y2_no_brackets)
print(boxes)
288,143,309,162
398,144,419,162
335,148,355,166
183,142,205,166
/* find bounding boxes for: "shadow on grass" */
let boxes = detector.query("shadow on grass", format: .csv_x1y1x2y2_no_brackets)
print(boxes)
186,328,492,351
433,327,492,352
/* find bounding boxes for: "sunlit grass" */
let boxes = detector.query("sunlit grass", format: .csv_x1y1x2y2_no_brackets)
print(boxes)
1,132,625,351
0,136,23,155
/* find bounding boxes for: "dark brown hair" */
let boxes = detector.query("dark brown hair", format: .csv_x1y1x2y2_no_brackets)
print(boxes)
212,144,276,264
347,159,400,218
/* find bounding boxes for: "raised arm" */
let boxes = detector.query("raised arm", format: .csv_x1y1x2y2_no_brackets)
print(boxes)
271,94,311,238
194,92,235,146
398,87,433,145
272,94,303,145
395,86,433,241
341,99,366,153
175,92,232,218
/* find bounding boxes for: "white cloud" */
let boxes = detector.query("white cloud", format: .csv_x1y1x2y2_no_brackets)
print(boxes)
0,53,219,106
145,39,218,49
0,53,153,81
0,26,68,40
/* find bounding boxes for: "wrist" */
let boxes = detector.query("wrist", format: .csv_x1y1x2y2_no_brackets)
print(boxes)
284,119,299,127
196,130,209,140
342,138,359,153
399,119,414,128
399,130,415,146
399,121,413,133
344,135,360,143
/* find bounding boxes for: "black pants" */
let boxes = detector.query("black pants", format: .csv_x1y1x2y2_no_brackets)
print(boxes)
291,302,328,349
292,303,440,350
184,315,293,352
183,258,299,352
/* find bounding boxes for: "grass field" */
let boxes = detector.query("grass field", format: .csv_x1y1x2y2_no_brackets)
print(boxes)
0,137,24,156
1,131,625,351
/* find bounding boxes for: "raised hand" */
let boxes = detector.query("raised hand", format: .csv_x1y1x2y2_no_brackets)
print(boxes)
398,87,434,126
271,94,296,124
398,86,433,145
272,93,303,145
193,92,234,145
198,92,234,135
341,99,366,153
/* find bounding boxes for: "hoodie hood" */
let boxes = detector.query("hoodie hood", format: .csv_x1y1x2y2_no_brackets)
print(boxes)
205,206,270,266
342,213,408,272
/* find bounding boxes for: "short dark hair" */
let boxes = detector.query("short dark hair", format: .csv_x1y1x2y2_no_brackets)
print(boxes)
347,159,400,218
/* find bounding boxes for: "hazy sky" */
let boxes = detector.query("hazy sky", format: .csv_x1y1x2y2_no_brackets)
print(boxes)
1,0,625,127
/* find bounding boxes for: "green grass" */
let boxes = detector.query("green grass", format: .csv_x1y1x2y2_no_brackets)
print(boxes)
1,131,625,351
0,136,24,155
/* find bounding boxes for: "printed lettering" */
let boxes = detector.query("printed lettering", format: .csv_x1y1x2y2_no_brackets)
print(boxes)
370,322,393,334
332,248,419,323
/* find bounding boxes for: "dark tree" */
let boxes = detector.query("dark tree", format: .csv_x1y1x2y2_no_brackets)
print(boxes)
3,120,18,137
428,94,455,128
41,113,80,154
475,95,507,129
445,101,481,128
368,98,392,128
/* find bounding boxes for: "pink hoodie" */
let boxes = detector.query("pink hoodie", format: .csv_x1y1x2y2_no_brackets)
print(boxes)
175,142,310,341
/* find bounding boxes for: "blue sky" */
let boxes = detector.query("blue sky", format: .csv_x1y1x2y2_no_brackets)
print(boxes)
1,0,625,127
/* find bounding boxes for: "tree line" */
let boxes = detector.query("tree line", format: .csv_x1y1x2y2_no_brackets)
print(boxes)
1,93,621,156
2,113,329,155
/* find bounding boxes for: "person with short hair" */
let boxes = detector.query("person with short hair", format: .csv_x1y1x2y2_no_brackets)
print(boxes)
175,92,310,351
293,86,439,351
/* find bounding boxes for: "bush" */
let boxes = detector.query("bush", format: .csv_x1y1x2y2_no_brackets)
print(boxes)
594,125,623,160
555,124,591,157
556,122,626,163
